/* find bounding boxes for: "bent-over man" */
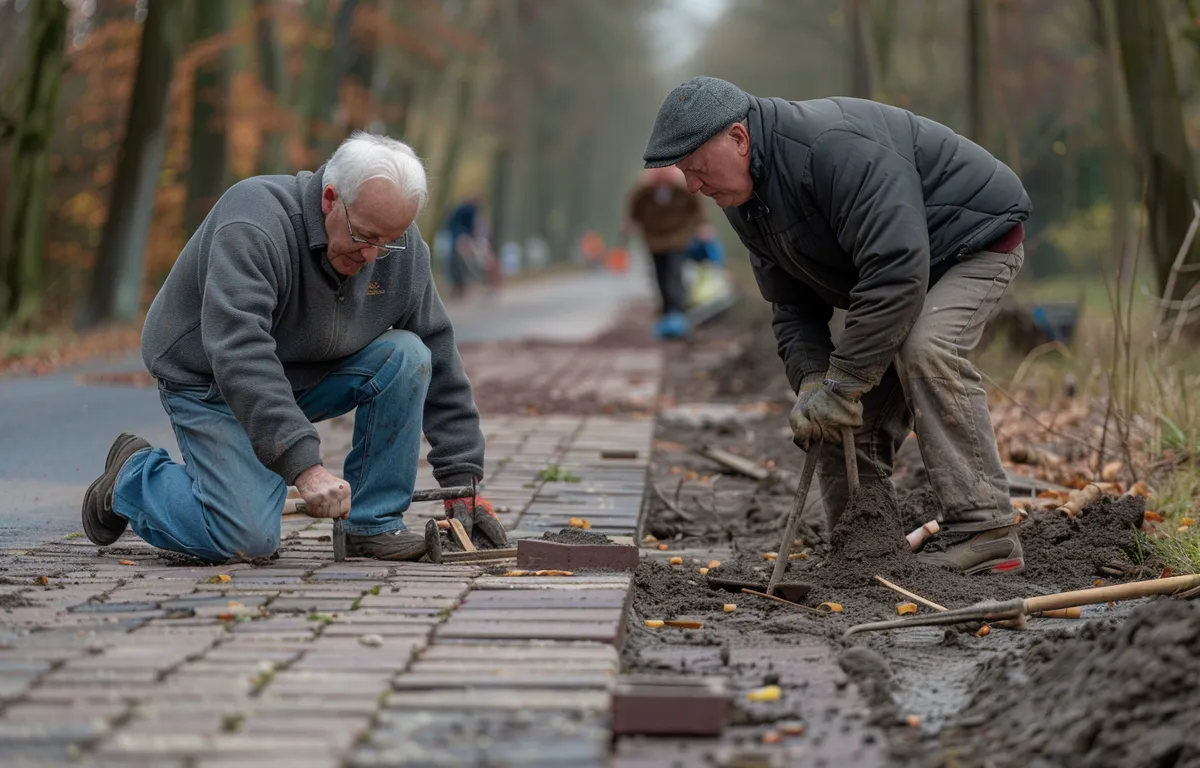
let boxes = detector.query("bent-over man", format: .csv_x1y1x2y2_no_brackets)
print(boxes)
643,77,1031,574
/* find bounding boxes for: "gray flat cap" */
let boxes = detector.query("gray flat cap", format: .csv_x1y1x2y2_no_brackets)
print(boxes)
643,76,751,168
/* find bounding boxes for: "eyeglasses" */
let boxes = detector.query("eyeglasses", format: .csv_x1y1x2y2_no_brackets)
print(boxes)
342,199,408,257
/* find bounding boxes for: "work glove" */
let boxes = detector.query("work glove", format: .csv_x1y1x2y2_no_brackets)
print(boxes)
790,368,866,451
444,494,508,547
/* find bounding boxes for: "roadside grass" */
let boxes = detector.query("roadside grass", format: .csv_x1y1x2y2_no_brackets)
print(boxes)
992,262,1200,575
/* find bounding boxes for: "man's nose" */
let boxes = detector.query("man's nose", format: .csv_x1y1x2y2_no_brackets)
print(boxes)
684,174,703,194
361,245,380,262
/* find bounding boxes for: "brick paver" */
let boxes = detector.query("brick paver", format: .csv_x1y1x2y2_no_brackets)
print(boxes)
0,345,660,767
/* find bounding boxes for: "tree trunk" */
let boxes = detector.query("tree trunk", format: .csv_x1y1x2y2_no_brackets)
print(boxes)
77,0,184,329
303,0,360,161
186,0,229,236
967,0,989,146
844,0,877,99
426,0,491,231
0,0,69,327
255,0,290,175
1115,0,1200,299
1089,0,1133,280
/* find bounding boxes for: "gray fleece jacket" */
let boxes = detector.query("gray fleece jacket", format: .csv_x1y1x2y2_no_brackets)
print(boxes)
141,165,484,486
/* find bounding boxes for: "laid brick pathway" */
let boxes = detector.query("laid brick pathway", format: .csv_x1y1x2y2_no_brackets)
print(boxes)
0,344,659,767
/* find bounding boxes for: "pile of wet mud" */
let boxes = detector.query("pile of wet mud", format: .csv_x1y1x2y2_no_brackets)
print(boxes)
539,528,618,546
635,482,1150,638
898,485,1149,590
942,599,1200,768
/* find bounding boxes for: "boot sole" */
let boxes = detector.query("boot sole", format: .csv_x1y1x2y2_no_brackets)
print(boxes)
83,434,145,546
82,474,123,546
964,557,1025,576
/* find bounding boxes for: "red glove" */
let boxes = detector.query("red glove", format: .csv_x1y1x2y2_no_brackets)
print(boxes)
443,495,507,547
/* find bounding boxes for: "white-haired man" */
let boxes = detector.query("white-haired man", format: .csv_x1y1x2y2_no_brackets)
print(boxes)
81,132,501,562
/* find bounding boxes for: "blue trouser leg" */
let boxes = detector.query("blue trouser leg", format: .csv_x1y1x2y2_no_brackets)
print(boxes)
294,330,431,536
112,330,431,561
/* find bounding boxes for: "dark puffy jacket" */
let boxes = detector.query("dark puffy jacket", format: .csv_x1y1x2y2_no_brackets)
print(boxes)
723,96,1031,392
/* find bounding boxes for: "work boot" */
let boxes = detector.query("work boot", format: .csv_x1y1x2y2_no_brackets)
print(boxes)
917,524,1024,575
82,433,150,546
345,529,427,561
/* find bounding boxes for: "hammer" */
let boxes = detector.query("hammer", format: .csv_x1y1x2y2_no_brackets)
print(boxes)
284,484,477,561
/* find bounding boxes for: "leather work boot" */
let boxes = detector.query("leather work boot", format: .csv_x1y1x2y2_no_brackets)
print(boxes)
82,433,151,546
345,529,428,561
916,525,1025,575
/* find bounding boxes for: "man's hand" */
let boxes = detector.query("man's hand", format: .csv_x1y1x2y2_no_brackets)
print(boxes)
444,494,508,547
790,371,865,451
295,465,350,519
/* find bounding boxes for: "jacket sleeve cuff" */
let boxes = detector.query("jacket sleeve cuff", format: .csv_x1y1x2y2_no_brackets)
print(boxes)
438,472,482,493
826,362,875,395
274,435,323,485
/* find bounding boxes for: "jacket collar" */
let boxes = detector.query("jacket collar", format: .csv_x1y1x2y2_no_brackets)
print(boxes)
738,99,771,222
299,164,329,253
299,164,348,285
747,98,768,185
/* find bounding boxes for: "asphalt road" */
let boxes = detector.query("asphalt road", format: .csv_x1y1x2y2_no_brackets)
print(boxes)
0,266,649,547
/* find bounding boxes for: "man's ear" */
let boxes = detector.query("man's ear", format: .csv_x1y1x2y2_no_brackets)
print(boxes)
321,184,337,215
729,123,751,157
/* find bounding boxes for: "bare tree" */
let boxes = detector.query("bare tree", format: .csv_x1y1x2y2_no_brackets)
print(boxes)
186,0,229,236
1114,0,1200,299
78,0,185,329
0,0,69,326
967,0,988,146
844,0,878,99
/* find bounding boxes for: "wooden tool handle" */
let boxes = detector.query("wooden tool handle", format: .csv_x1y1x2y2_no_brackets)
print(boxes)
1024,574,1200,613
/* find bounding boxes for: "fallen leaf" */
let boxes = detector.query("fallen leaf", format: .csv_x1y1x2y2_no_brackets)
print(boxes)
1101,460,1122,482
747,685,782,702
698,567,709,576
216,613,237,621
643,619,664,629
975,624,991,637
779,722,806,736
763,552,778,561
664,619,703,629
906,714,922,728
896,602,918,615
567,517,591,529
762,731,782,745
708,560,721,569
502,570,532,577
118,559,136,566
642,534,658,543
818,602,844,613
1144,511,1165,523
656,543,669,551
533,570,574,577
723,604,737,613
1092,579,1105,587
669,557,683,565
1181,517,1196,526
436,520,450,530
37,575,49,586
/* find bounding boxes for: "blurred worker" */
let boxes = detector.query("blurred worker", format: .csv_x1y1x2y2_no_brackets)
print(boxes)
443,195,483,301
625,165,704,339
643,77,1031,574
82,132,505,563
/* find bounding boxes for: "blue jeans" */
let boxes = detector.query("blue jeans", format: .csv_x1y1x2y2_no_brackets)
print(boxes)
113,330,432,562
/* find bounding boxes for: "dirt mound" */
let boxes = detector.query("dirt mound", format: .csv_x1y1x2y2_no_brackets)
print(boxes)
1019,494,1147,586
540,528,618,546
943,599,1200,768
